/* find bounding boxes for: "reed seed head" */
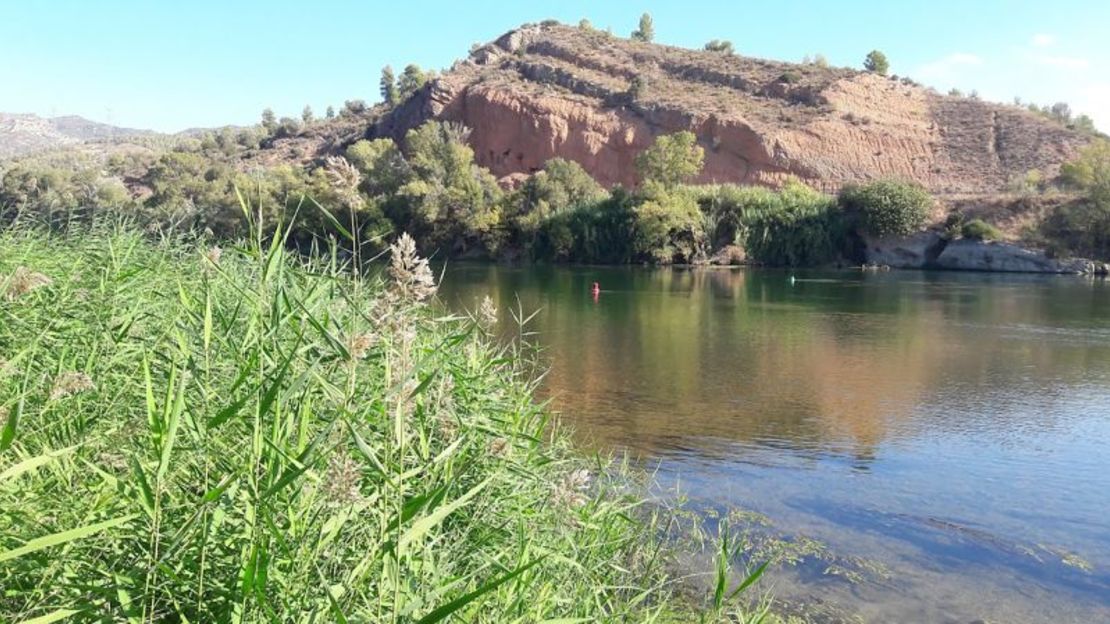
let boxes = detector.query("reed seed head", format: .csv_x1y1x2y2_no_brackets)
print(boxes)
50,371,96,400
4,267,52,301
324,156,363,208
322,450,363,506
345,332,376,360
389,233,436,302
478,295,498,329
551,468,592,509
204,246,223,267
488,437,510,458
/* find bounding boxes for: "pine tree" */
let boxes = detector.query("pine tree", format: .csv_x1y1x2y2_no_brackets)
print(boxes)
380,65,398,105
864,50,889,75
631,13,654,42
261,108,277,133
301,105,314,124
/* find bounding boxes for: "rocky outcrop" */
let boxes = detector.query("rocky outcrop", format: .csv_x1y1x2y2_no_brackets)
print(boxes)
371,23,1091,195
865,232,1105,274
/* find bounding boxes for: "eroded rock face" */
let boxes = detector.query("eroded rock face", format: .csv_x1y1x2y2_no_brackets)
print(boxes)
864,233,1101,274
372,24,1090,195
934,240,1095,274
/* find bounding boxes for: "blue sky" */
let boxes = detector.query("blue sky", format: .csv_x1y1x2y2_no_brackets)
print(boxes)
2,0,1108,132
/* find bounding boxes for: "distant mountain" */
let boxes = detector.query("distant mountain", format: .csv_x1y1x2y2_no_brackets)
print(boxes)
0,113,156,158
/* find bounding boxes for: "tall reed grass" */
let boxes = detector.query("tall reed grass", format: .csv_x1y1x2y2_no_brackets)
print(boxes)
0,219,775,623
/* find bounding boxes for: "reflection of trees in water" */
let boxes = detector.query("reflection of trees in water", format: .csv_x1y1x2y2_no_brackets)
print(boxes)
440,265,1110,460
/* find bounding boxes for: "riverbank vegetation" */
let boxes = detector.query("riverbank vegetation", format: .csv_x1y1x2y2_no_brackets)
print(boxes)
0,221,793,622
3,113,1107,265
1036,139,1110,260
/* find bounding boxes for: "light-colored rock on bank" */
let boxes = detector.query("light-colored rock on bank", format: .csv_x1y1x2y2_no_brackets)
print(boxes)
865,232,1107,274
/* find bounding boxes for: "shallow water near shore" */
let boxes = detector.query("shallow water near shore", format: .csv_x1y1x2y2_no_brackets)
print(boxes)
439,264,1110,624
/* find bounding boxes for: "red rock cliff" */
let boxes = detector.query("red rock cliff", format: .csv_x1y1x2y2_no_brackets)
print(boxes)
372,24,1088,195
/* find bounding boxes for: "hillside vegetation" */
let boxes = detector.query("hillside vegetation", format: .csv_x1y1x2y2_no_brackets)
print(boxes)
1,17,1107,264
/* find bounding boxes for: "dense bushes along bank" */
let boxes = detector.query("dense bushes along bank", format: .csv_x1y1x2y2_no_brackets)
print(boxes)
3,122,935,267
5,120,1109,264
0,224,784,622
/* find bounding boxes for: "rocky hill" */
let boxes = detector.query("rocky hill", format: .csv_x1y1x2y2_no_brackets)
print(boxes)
0,113,154,159
371,23,1091,195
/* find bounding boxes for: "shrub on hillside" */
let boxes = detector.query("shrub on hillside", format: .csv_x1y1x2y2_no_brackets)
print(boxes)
840,179,931,237
961,219,1002,241
1060,139,1110,205
1038,200,1110,260
635,131,705,188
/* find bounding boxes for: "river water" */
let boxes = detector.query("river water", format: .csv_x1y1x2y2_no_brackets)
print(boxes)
438,265,1110,624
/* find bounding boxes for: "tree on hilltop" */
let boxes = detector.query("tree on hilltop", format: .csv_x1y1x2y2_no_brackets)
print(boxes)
864,50,890,75
380,65,398,106
631,13,654,42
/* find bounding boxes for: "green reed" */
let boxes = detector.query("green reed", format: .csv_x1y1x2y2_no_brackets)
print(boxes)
0,218,778,623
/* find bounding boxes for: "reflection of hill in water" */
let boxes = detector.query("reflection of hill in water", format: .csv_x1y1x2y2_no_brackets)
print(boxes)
441,266,1110,460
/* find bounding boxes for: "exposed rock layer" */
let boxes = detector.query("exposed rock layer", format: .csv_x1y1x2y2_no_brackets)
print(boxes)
373,24,1090,195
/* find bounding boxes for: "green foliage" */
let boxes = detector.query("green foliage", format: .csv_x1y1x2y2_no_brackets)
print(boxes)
531,189,637,263
1039,199,1110,260
509,158,606,243
1040,140,1110,260
704,40,734,54
864,50,889,75
743,179,849,266
0,226,744,623
961,218,1002,241
325,105,336,120
398,64,429,101
274,117,302,139
397,121,503,254
260,108,277,134
301,105,314,124
342,99,368,117
635,132,705,189
345,139,410,198
0,160,134,225
578,18,594,30
1060,139,1110,205
627,74,647,101
631,183,706,263
1023,101,1103,136
380,65,398,105
840,179,931,237
631,12,654,42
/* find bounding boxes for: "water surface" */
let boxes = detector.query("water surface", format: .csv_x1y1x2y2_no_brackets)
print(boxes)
439,265,1110,624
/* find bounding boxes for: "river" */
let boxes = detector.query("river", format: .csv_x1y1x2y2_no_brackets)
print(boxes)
438,264,1110,624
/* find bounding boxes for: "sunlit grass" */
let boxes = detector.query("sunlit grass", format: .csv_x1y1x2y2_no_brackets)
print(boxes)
0,219,777,623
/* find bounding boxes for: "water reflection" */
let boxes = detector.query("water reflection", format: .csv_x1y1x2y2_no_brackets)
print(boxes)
439,265,1110,623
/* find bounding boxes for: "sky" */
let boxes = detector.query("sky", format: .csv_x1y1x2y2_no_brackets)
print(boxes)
2,0,1108,133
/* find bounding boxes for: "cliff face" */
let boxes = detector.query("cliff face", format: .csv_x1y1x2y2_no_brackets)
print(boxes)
371,24,1088,195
